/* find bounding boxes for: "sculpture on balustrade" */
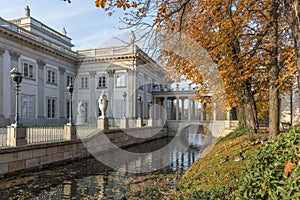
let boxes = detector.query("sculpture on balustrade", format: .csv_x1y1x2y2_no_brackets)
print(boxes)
76,100,86,125
97,91,109,130
98,91,108,118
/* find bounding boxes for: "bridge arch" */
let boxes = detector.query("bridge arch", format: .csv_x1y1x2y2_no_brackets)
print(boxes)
179,124,213,148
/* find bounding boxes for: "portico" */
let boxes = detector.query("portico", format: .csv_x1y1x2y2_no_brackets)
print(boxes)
151,87,233,122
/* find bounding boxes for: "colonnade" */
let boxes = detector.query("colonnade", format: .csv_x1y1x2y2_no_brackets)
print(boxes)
151,96,216,121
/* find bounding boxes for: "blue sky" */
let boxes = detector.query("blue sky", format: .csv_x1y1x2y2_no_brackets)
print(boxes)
0,0,134,50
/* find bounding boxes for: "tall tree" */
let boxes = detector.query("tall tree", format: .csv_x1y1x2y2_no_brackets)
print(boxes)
282,0,300,96
64,0,296,132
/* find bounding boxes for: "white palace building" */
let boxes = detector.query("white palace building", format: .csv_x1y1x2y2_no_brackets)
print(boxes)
0,7,168,127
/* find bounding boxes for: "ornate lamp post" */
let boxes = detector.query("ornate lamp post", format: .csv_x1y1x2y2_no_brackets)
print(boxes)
148,100,152,119
66,83,74,125
137,96,142,119
122,92,127,118
10,69,23,126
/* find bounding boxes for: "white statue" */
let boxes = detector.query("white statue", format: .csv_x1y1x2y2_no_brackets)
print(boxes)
98,91,108,118
76,101,86,125
77,101,85,116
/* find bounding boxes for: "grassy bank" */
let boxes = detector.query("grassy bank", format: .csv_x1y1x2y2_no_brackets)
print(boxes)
169,126,300,199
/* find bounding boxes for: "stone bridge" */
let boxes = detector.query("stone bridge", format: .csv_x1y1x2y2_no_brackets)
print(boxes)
167,120,238,138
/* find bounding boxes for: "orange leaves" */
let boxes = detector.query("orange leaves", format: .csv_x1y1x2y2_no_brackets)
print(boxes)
95,0,106,8
95,0,137,10
284,161,296,178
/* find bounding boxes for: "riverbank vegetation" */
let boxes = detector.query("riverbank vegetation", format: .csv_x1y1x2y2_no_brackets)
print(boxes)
168,126,300,199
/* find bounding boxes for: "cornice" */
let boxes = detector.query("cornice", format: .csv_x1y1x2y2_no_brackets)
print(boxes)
0,27,77,63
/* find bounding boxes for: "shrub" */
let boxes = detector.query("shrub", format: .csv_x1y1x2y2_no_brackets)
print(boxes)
217,126,252,144
234,126,300,199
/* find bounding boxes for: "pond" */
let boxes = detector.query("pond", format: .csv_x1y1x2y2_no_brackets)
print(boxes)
0,132,211,200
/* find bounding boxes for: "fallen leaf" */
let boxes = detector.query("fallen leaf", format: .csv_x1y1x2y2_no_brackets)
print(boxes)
284,161,296,178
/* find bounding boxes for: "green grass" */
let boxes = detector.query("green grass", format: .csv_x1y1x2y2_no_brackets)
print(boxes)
168,126,300,200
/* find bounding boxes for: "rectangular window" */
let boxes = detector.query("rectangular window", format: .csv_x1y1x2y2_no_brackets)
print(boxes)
23,62,34,79
66,75,73,86
80,77,88,89
98,76,107,88
47,68,57,84
47,98,56,118
115,73,127,87
22,95,35,118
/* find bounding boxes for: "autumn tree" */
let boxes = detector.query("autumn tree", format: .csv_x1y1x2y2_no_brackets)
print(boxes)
64,0,296,134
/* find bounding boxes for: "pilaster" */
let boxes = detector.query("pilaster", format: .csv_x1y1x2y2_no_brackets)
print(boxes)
37,59,45,119
0,48,5,125
9,51,20,123
89,71,96,123
59,67,66,119
107,70,115,118
127,69,136,119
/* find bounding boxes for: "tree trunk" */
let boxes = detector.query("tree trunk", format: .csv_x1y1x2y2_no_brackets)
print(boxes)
283,0,300,106
237,84,258,133
269,0,280,137
244,86,258,133
269,87,280,137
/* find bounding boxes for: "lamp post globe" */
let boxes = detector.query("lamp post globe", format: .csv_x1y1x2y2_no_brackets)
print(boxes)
66,83,74,96
10,70,23,126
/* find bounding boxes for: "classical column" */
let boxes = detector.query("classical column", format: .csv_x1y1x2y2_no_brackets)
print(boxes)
0,48,5,125
89,71,96,123
9,51,20,123
191,100,196,120
176,98,179,120
107,70,115,118
59,67,66,120
127,69,136,119
170,98,176,120
163,97,167,119
167,98,172,120
199,103,203,121
181,98,185,120
203,103,207,120
188,98,191,120
37,59,45,119
213,102,217,121
157,97,164,126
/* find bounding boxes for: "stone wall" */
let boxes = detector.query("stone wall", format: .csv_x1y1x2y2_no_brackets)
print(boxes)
0,126,168,176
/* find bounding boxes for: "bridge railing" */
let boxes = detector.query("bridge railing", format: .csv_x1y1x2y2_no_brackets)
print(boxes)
0,127,8,147
26,127,65,144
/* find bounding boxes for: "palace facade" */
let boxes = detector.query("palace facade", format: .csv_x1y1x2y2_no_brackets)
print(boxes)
0,8,168,127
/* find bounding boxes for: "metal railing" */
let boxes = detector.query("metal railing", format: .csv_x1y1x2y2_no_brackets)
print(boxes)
26,127,65,144
0,128,7,147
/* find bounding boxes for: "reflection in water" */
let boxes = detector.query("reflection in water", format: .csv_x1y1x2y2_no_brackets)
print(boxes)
0,134,208,200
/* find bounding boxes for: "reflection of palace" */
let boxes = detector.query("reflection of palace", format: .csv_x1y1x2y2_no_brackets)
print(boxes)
0,7,167,127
